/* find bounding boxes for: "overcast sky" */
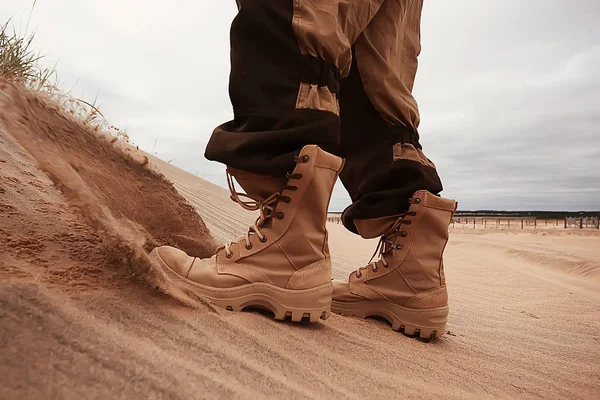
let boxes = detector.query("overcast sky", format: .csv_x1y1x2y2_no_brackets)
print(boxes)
3,0,599,211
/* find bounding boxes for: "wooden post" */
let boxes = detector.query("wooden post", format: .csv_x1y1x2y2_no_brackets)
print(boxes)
534,218,537,230
580,217,583,229
508,219,510,229
473,218,476,229
521,219,524,229
564,218,567,229
484,219,487,229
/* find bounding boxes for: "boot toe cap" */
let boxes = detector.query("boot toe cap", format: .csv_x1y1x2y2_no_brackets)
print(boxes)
153,246,195,278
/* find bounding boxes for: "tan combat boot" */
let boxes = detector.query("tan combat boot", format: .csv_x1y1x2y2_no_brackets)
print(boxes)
332,191,457,339
151,145,344,322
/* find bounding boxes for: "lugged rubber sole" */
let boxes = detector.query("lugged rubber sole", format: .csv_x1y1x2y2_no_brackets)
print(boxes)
151,249,332,323
331,300,448,340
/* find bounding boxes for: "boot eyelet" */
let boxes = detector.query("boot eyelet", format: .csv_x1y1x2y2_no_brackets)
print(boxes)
225,252,233,259
301,155,309,163
372,265,378,272
356,272,362,279
414,198,421,204
383,264,390,268
276,212,284,219
396,244,403,250
259,236,268,243
281,196,291,203
400,231,407,237
245,243,253,250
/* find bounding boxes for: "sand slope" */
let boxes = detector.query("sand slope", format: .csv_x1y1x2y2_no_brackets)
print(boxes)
1,84,600,399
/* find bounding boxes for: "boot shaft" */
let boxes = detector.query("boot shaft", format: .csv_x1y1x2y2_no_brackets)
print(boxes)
282,146,346,262
221,145,344,285
349,191,456,302
401,191,457,288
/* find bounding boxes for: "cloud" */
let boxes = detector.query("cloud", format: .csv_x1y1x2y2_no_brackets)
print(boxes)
3,0,599,211
416,1,600,210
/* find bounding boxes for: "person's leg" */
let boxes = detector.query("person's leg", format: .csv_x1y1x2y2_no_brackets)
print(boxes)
205,0,384,177
152,1,384,323
332,0,458,339
338,0,443,233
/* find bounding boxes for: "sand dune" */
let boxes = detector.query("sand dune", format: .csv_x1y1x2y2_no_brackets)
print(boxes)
1,83,599,399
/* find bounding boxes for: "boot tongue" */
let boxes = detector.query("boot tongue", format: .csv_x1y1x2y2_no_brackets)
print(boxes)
227,167,286,202
353,214,404,239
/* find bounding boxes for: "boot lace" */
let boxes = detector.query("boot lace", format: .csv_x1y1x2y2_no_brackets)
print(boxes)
354,197,420,278
219,155,309,258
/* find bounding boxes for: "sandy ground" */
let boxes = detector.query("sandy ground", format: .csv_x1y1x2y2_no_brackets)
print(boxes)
1,83,600,399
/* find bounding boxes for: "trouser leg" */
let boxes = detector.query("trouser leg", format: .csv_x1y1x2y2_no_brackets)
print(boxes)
204,0,443,235
204,0,384,177
339,0,444,234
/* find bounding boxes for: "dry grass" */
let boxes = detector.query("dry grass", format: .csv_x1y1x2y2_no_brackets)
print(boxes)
0,2,129,141
0,19,54,90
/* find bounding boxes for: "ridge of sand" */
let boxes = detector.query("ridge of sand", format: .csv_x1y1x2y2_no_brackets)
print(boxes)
1,83,600,399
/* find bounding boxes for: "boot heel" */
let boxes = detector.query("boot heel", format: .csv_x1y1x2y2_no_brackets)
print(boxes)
269,282,333,323
384,302,448,339
332,300,448,339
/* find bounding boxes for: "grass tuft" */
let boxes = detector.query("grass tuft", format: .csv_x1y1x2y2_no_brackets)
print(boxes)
0,19,55,90
0,3,129,142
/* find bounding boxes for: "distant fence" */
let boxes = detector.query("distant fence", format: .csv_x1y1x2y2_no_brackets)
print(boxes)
565,216,600,229
452,217,539,230
451,216,600,230
326,215,600,230
327,215,342,224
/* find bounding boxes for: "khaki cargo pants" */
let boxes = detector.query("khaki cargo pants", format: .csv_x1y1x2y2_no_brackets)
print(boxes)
205,0,443,233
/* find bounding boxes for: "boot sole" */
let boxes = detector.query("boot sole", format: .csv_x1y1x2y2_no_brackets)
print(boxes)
331,300,448,340
151,249,332,323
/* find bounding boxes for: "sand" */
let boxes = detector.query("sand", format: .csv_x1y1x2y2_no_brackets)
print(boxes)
1,82,599,399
